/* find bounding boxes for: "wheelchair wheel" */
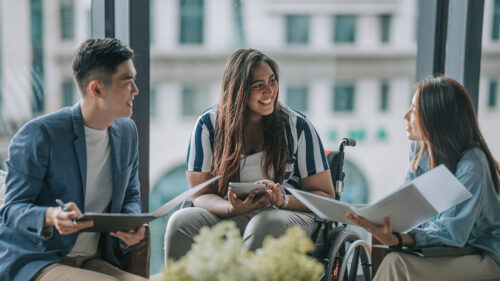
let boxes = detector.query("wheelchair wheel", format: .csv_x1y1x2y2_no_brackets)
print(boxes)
322,229,371,281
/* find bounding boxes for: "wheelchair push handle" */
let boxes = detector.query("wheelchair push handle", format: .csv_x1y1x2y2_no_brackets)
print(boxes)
335,138,356,201
339,138,356,152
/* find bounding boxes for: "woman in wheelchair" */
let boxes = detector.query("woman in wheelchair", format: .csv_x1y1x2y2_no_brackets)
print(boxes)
347,75,500,281
164,49,335,263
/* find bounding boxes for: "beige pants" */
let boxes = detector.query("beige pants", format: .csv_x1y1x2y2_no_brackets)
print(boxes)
373,252,500,281
32,255,148,281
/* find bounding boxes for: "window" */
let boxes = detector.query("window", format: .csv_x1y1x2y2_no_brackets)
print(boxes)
182,85,209,116
150,86,158,118
286,86,308,112
286,15,309,45
333,84,355,112
347,129,365,142
489,79,498,108
87,9,91,38
31,0,45,114
328,129,338,143
376,128,388,141
62,80,75,107
0,3,2,116
379,14,391,43
379,82,389,112
60,0,75,40
333,15,356,43
149,165,189,274
492,0,500,41
233,0,244,46
342,160,369,204
179,0,204,44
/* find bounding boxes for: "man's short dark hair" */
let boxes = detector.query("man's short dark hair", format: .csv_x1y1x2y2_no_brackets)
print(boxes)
72,38,134,95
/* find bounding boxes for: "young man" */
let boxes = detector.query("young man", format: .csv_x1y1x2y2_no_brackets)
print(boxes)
0,38,147,281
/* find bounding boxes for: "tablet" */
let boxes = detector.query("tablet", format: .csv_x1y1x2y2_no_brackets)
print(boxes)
229,182,267,197
77,213,156,233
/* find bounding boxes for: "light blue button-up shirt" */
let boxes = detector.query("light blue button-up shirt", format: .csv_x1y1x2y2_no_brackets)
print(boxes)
405,142,500,263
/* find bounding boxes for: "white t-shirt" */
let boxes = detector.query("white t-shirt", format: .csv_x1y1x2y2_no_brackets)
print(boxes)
239,152,272,183
68,126,113,257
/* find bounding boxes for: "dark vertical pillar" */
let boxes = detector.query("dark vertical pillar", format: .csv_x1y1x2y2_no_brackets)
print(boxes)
127,0,150,212
445,0,484,113
91,0,114,38
91,0,150,212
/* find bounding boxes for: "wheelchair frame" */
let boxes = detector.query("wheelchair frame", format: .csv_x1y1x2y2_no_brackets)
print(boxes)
309,138,372,281
179,137,373,281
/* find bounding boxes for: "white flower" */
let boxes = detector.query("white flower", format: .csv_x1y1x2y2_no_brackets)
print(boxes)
161,221,323,281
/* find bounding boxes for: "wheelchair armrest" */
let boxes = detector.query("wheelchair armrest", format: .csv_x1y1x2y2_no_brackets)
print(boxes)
116,225,151,278
180,198,194,209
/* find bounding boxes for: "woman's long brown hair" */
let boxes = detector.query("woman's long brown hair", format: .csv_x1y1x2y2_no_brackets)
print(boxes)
211,49,289,195
411,75,500,193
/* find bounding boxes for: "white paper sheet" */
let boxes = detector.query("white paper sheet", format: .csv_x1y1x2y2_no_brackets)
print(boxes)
288,165,472,233
152,175,220,217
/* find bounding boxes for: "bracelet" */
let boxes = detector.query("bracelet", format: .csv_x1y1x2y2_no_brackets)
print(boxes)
279,194,290,209
389,231,403,249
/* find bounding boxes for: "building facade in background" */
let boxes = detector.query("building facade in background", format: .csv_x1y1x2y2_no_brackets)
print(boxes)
1,0,500,274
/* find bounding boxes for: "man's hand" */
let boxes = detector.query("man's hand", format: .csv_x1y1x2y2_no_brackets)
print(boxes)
110,225,146,246
45,202,94,235
227,187,270,216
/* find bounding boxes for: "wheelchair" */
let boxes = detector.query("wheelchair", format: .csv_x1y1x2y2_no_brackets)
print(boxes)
309,138,372,281
179,137,372,281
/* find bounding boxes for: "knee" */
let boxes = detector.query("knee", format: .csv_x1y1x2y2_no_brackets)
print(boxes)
373,252,409,281
250,210,289,231
164,207,204,240
165,208,190,233
382,252,407,268
245,210,291,241
164,207,212,262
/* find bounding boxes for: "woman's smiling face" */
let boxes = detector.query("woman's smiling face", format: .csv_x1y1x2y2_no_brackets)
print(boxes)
247,62,278,121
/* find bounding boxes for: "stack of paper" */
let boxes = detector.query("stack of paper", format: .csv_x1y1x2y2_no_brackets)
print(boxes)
287,165,472,233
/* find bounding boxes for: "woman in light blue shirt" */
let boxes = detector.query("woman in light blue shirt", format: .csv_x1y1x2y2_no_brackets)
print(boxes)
347,75,500,281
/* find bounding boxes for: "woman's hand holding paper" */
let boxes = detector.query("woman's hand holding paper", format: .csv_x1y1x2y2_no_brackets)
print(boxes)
346,213,399,246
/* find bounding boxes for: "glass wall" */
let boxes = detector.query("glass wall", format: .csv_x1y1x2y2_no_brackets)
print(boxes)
149,0,420,274
0,1,3,124
478,0,500,160
0,0,91,169
4,0,498,277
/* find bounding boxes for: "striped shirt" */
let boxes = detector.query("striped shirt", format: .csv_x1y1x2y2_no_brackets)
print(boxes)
186,106,329,190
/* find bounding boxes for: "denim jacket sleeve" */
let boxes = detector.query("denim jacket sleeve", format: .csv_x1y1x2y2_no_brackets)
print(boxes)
0,121,50,238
